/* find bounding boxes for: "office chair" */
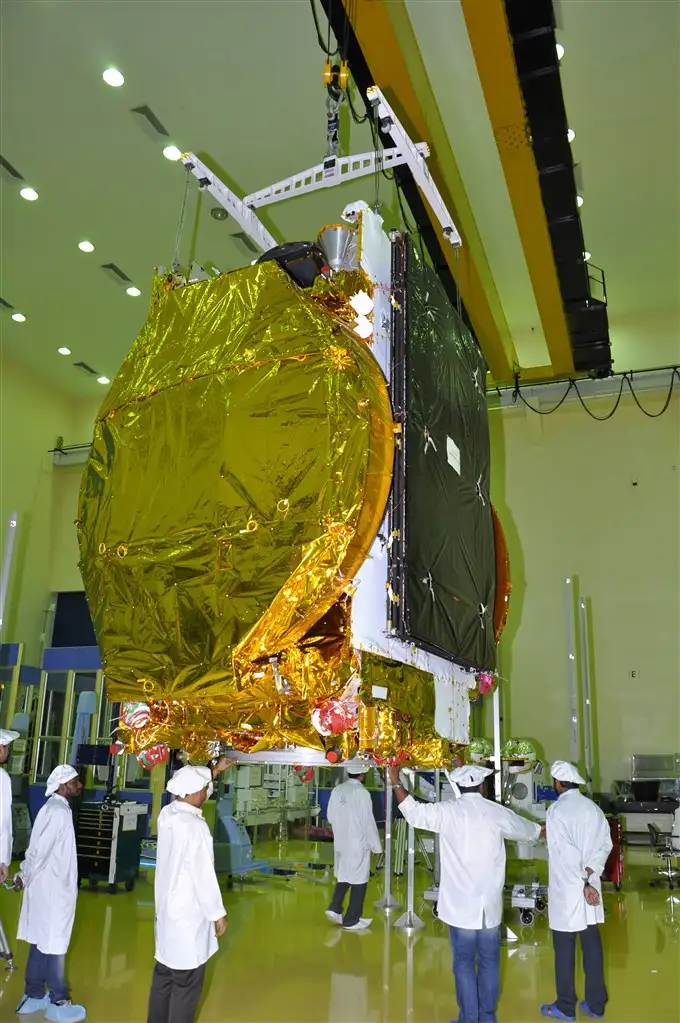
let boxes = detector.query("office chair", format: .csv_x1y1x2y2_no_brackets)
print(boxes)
648,823,680,890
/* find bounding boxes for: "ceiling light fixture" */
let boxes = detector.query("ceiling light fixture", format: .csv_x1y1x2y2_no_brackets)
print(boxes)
583,252,591,262
102,68,124,88
576,195,584,208
19,187,39,201
78,240,95,253
126,286,141,297
556,43,565,61
57,347,71,355
567,128,575,143
97,376,111,385
163,145,183,162
11,312,26,322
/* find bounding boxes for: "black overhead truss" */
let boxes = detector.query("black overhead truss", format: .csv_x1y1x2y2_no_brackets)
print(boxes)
504,0,613,376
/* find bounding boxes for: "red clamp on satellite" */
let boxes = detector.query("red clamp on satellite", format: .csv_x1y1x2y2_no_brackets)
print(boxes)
325,749,342,764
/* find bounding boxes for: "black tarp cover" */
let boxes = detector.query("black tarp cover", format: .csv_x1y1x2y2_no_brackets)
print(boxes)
400,240,496,669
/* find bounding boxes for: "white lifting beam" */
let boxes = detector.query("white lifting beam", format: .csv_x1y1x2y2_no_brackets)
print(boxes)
366,86,462,248
179,85,462,255
181,153,277,254
243,144,429,210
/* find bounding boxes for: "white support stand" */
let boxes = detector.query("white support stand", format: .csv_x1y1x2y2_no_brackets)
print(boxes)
393,821,425,932
375,768,400,912
564,577,580,763
366,87,462,248
181,153,276,253
492,686,502,803
243,145,428,209
578,595,594,794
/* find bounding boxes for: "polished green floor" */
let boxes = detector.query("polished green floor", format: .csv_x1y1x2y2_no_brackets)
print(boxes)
0,842,678,1022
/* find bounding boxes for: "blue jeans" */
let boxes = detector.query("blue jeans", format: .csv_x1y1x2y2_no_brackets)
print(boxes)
25,945,69,1004
449,924,501,1023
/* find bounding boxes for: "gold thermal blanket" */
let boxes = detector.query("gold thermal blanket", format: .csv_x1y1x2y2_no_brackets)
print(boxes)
78,262,394,750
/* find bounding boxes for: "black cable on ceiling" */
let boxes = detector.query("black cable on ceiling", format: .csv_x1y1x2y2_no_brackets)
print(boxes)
509,368,680,420
309,0,339,56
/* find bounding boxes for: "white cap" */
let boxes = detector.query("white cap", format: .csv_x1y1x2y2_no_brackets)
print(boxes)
0,729,19,746
346,761,371,776
46,764,78,796
551,760,585,785
167,765,212,796
448,764,493,788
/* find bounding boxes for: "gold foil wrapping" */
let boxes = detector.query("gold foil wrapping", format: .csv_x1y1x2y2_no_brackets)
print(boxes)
78,262,394,753
357,652,453,766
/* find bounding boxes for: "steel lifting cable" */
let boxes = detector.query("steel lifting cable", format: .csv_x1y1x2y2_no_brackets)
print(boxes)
171,170,191,270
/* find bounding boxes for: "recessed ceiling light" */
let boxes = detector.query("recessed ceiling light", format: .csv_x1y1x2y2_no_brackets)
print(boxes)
556,43,565,61
57,347,71,355
126,286,141,297
102,68,124,88
163,145,183,162
78,240,95,253
576,195,584,208
11,312,26,322
19,187,39,201
583,252,591,262
97,376,111,385
567,128,575,143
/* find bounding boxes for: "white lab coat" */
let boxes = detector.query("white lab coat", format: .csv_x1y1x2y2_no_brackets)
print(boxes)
327,779,382,885
154,800,226,970
0,767,12,867
17,795,78,955
399,793,541,929
546,789,612,933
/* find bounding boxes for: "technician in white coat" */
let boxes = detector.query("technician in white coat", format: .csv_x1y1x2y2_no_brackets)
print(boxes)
15,764,85,1023
542,761,613,1023
148,765,227,1023
390,762,541,1023
326,762,382,931
0,728,20,883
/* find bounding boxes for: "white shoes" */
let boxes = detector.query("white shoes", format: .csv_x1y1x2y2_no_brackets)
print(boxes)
16,995,50,1015
44,1001,87,1023
325,910,343,924
343,917,372,931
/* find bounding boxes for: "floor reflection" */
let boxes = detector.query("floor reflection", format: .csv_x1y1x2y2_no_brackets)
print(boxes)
0,844,677,1022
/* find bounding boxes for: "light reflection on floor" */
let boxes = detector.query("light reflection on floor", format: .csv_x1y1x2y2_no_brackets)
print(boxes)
0,841,678,1022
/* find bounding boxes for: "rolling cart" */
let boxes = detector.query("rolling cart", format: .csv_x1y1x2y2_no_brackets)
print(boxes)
76,800,146,893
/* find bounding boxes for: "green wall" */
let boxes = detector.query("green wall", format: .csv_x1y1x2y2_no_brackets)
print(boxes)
487,391,680,789
0,356,99,662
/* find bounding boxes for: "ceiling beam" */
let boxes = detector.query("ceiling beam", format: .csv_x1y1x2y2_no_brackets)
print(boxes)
461,0,574,377
323,0,517,383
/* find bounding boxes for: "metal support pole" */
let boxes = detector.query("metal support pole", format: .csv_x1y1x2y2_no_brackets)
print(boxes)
492,686,502,803
578,596,594,794
564,577,580,763
433,769,441,887
0,512,18,638
393,820,424,931
30,671,49,783
2,642,23,730
375,768,400,910
58,671,76,765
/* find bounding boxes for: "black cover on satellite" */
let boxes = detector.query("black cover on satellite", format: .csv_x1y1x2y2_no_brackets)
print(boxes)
390,238,496,670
